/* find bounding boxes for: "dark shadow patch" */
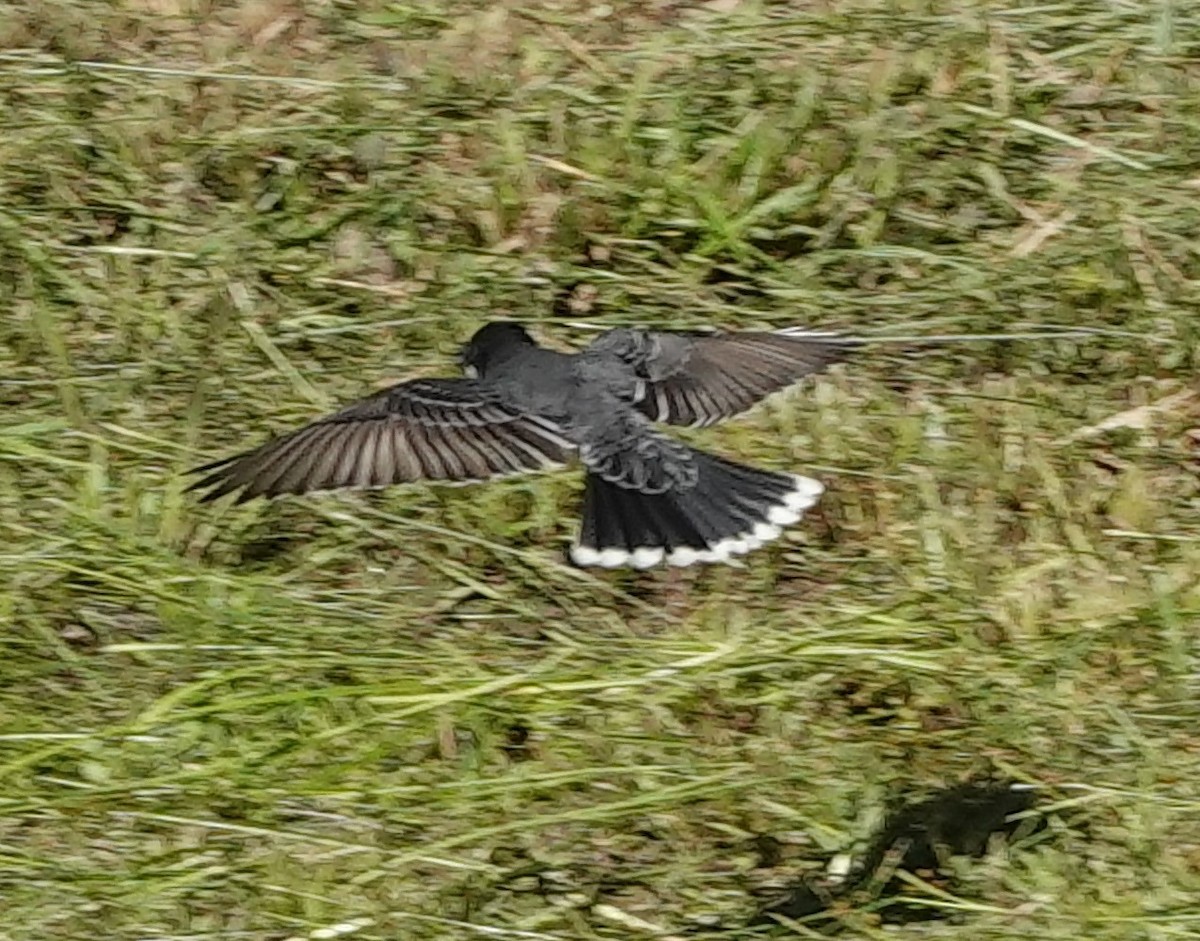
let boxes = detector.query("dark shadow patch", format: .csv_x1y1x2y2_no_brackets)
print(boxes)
747,779,1046,932
236,534,300,568
500,721,535,762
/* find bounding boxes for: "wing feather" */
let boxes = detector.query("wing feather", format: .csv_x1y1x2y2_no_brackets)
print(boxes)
591,328,850,427
188,378,575,503
389,423,424,483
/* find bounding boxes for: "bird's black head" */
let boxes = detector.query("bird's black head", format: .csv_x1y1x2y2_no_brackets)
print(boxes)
460,322,535,378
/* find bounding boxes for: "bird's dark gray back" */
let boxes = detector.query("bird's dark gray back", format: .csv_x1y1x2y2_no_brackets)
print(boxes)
488,340,641,440
486,345,582,419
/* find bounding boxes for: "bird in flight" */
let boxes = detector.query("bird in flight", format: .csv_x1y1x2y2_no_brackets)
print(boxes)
188,322,850,569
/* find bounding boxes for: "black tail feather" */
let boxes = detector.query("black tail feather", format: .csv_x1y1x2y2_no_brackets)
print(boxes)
570,448,824,569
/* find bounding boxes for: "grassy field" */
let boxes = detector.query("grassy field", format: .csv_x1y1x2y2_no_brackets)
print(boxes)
2,1,1199,938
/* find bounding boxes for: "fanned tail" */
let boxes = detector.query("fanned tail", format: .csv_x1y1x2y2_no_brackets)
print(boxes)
570,448,823,569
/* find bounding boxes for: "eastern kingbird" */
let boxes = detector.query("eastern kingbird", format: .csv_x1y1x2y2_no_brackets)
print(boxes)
189,322,850,568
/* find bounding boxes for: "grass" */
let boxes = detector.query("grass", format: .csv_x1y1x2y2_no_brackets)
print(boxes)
1,0,1199,938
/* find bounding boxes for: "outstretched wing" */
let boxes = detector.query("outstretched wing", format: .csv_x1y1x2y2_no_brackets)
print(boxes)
593,328,851,428
187,378,575,504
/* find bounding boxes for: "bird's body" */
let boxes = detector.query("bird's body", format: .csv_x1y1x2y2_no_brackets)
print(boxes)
189,322,849,568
